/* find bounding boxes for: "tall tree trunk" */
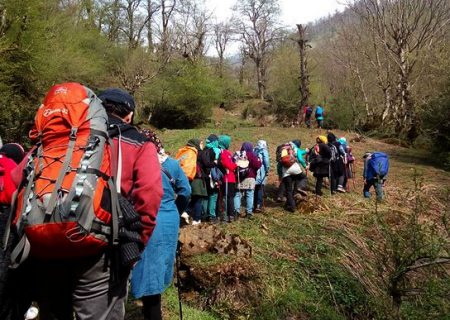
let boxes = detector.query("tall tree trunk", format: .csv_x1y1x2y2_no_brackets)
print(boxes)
296,24,310,124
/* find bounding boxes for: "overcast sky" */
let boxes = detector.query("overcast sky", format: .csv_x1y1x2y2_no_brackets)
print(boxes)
206,0,347,26
205,0,347,56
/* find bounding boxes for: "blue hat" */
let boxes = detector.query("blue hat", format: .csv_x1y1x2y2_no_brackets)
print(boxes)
98,88,135,111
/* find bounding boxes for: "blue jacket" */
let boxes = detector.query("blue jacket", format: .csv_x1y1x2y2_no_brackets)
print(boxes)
131,157,191,298
254,140,270,185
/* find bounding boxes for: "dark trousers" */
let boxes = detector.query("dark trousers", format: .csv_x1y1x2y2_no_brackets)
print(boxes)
282,176,296,210
142,294,162,320
315,176,325,195
189,195,204,221
223,182,236,220
17,252,129,320
254,184,264,208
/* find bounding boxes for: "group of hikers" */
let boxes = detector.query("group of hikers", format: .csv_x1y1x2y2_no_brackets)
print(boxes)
301,104,325,129
0,83,389,320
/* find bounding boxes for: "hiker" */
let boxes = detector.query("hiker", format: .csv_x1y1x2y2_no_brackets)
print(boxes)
327,133,347,193
363,152,389,201
291,140,309,195
131,130,191,320
338,137,355,190
304,105,313,129
309,136,331,196
253,140,270,213
218,135,237,223
315,105,324,129
0,143,27,319
183,139,211,225
203,134,222,223
234,142,262,219
276,141,303,212
9,85,163,319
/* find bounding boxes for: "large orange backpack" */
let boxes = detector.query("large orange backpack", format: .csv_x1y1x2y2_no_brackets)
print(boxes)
9,83,118,265
175,146,198,181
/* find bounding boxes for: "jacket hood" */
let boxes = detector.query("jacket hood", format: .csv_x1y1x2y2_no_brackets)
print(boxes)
241,142,253,153
256,140,267,150
291,139,301,148
317,135,328,144
218,135,231,150
206,134,219,149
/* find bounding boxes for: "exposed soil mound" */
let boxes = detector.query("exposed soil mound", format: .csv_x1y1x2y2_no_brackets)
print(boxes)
179,224,252,257
178,225,258,318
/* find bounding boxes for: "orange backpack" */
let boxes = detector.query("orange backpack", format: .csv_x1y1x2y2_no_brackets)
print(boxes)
9,83,118,265
175,146,198,181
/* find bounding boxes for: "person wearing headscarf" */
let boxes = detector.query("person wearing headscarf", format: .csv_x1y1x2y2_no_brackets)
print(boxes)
234,142,261,219
327,132,346,193
185,138,213,225
218,135,237,223
309,136,331,196
253,140,270,212
203,134,221,223
131,130,191,320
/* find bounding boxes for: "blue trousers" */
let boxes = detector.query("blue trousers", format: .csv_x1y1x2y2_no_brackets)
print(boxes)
234,189,255,216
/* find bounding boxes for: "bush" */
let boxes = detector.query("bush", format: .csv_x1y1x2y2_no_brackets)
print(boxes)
146,60,221,129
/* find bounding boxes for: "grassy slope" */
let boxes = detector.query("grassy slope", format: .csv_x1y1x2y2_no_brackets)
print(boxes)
132,107,450,320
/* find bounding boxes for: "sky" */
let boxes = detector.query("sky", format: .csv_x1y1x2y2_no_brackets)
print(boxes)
206,0,347,27
205,0,347,56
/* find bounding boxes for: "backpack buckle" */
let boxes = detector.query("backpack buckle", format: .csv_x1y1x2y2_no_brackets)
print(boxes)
69,128,78,140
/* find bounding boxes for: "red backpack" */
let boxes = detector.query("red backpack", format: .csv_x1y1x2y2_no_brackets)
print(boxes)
9,83,119,265
0,155,17,205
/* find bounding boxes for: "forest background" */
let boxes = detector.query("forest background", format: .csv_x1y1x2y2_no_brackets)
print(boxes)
0,0,449,166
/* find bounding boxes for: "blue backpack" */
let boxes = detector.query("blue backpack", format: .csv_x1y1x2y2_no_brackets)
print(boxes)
368,152,389,178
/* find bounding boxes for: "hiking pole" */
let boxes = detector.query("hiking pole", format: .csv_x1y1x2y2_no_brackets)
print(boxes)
351,162,356,191
224,173,228,222
175,241,183,320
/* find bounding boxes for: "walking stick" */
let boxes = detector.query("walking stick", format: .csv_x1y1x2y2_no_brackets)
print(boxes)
351,161,356,190
224,174,228,221
175,241,183,320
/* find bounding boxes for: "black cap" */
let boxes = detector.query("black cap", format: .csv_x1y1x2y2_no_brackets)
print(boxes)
98,88,135,111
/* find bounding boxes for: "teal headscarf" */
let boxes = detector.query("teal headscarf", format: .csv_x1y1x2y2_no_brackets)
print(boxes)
218,135,231,150
206,134,220,160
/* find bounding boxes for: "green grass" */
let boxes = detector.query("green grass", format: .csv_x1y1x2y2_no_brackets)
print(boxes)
134,108,450,320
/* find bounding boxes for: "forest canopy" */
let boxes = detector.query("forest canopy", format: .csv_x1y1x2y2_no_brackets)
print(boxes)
0,0,449,159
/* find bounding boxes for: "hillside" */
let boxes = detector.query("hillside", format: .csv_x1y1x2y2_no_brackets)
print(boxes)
127,108,450,320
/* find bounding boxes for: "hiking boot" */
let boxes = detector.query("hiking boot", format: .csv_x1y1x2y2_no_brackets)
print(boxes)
285,206,295,213
337,186,346,193
254,206,262,213
276,197,284,203
364,191,371,198
298,189,308,197
228,215,234,223
246,214,254,220
192,220,201,226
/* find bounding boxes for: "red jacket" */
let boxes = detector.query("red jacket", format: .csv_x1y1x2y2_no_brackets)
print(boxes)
220,149,237,183
109,116,163,245
0,155,17,205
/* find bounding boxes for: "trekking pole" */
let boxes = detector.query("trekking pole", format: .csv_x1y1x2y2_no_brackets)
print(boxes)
224,174,228,222
351,161,356,190
175,241,183,320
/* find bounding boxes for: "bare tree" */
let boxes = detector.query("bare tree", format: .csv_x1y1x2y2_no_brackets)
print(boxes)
295,24,311,125
351,0,450,139
173,0,211,62
233,0,281,100
213,22,233,77
146,0,160,51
